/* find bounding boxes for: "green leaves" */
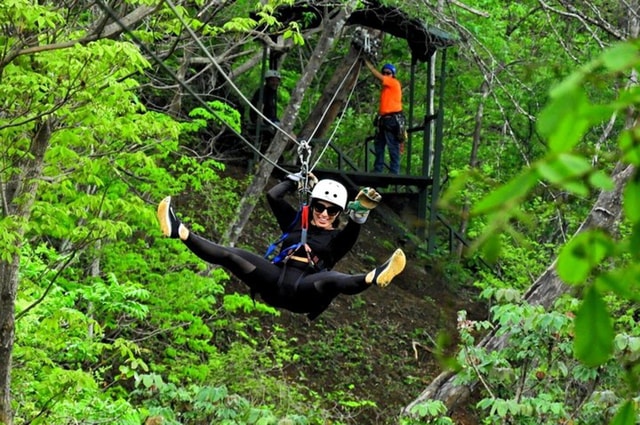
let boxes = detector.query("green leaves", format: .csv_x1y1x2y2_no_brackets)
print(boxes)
537,154,591,185
408,400,453,423
472,169,539,215
536,153,613,196
222,17,258,32
189,101,242,133
611,401,637,425
619,128,640,164
574,287,614,367
460,37,640,425
557,230,613,285
623,173,640,222
601,42,640,73
537,86,591,153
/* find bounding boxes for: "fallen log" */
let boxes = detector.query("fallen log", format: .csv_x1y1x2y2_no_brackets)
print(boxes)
402,163,634,417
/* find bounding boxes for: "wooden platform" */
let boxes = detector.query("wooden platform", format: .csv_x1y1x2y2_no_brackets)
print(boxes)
313,169,432,190
276,166,433,194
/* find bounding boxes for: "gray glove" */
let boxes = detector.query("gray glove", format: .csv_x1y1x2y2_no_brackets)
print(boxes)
347,187,382,224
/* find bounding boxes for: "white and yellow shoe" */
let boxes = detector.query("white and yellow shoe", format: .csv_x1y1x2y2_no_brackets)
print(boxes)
157,196,182,239
365,248,406,287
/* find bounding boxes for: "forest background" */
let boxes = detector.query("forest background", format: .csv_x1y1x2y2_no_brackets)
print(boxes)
1,0,640,424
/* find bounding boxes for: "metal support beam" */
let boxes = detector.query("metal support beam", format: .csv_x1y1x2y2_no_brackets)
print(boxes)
406,54,417,175
417,53,435,240
427,48,448,254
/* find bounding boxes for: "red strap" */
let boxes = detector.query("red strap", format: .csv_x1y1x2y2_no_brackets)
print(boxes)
300,205,309,245
301,205,309,230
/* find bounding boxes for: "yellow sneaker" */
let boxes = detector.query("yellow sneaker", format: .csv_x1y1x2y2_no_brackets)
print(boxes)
365,248,406,287
157,196,181,238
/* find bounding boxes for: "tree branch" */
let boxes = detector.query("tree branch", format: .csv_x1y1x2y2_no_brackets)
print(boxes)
3,5,158,62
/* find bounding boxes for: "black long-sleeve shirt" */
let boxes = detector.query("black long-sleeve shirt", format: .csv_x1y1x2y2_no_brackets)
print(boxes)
266,180,360,270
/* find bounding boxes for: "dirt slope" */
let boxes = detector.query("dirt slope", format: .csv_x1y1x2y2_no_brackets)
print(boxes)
226,174,487,424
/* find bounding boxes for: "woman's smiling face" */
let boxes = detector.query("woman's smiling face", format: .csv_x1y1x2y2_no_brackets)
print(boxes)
311,200,341,230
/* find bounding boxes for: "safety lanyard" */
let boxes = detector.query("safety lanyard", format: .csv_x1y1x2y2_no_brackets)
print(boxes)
265,209,313,265
300,204,309,245
264,209,300,262
265,139,314,264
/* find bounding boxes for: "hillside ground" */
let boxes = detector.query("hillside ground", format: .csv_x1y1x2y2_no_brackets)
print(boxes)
221,168,488,424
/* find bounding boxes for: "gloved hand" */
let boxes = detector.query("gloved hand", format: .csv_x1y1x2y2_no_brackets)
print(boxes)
347,187,382,224
286,172,318,191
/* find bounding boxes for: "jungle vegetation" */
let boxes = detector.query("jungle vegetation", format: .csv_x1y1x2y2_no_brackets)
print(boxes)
1,0,639,424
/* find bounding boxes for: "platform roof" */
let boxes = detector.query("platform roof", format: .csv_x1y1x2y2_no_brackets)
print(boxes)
274,0,456,62
347,0,456,61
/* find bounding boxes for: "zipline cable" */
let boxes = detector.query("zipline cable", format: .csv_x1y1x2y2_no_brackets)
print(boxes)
308,56,362,174
161,0,363,175
94,0,292,175
161,0,300,146
303,57,361,150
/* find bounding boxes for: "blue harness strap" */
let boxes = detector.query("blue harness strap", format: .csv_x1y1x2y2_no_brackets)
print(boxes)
266,143,313,265
264,208,303,263
270,241,303,264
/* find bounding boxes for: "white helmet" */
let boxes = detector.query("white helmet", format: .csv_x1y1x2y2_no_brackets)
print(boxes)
311,179,348,210
265,69,281,80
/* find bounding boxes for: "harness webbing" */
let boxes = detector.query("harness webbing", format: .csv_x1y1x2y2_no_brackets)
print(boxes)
264,209,301,262
265,204,312,265
264,139,319,265
300,204,309,245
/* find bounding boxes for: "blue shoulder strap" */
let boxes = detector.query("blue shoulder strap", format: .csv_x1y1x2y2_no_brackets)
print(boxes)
264,208,302,263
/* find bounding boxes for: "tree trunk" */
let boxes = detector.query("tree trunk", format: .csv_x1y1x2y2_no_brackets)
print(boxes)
456,78,490,257
169,45,193,117
402,163,634,417
0,120,51,425
284,43,363,165
222,1,359,246
297,44,363,141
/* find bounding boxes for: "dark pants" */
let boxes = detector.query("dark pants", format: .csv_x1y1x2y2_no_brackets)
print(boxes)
374,115,402,174
183,233,370,319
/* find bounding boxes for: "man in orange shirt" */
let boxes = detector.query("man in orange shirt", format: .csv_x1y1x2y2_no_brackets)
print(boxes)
365,59,404,174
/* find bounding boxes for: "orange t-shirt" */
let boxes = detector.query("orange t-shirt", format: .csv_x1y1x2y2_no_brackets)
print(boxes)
378,76,402,115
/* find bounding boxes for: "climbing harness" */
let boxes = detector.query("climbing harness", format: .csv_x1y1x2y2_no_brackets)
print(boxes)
101,0,360,268
377,111,408,143
263,139,317,265
255,140,332,302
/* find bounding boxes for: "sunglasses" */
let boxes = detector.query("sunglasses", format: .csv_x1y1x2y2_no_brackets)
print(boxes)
382,70,392,75
311,203,342,216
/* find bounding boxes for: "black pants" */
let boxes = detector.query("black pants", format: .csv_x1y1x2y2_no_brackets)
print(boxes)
184,233,370,318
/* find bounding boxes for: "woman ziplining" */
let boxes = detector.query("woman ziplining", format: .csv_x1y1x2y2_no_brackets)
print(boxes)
156,174,406,320
146,15,403,319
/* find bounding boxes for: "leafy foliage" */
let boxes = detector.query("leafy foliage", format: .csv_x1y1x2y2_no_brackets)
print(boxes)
452,38,640,424
4,1,640,424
